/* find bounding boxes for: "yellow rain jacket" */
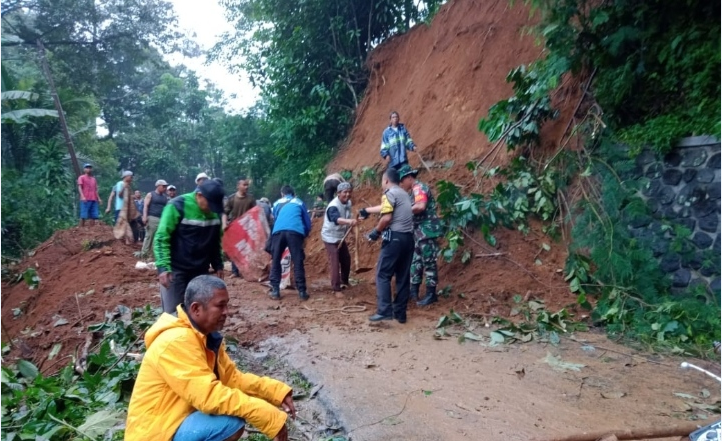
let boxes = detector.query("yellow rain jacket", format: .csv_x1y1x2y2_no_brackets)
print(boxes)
125,306,291,440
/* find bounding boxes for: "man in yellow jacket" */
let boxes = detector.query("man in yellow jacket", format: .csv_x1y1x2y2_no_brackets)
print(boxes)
125,275,296,441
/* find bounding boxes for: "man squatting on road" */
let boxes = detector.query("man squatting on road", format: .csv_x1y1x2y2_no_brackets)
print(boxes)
380,111,416,170
154,179,226,313
397,165,443,306
125,275,296,441
321,182,357,295
359,168,415,323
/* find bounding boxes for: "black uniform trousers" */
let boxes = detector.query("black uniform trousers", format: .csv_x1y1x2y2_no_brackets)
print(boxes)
269,230,307,292
375,231,415,320
162,268,209,314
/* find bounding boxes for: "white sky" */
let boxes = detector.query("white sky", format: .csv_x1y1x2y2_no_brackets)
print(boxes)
167,0,259,113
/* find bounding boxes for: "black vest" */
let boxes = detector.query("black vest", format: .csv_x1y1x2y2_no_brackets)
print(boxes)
147,191,169,217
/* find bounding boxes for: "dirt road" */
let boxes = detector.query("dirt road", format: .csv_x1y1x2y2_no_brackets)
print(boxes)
223,277,720,441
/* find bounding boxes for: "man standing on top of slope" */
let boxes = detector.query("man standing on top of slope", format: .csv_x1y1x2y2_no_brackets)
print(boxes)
380,111,416,170
77,163,102,227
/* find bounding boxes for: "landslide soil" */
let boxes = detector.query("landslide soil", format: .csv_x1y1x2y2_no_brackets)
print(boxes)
2,0,720,439
2,221,719,440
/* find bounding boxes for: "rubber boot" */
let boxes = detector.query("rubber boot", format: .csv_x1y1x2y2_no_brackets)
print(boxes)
416,285,438,306
409,283,421,302
269,287,281,300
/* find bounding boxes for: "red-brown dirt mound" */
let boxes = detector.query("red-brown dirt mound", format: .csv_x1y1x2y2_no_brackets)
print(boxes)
1,225,156,370
320,0,584,321
1,0,584,373
305,185,572,310
330,0,580,176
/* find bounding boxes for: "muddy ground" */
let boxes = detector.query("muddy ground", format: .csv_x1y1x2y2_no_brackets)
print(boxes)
2,0,720,438
2,223,719,440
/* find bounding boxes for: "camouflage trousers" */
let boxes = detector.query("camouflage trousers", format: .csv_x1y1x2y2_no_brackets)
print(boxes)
410,238,439,287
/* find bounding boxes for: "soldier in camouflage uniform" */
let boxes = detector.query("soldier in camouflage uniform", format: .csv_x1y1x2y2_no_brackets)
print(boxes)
398,165,443,306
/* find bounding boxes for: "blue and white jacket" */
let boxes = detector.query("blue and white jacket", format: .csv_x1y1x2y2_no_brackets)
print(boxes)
380,123,415,168
272,195,312,237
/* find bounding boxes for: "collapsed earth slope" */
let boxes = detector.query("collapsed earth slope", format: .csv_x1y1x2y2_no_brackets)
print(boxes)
2,0,580,369
331,0,576,174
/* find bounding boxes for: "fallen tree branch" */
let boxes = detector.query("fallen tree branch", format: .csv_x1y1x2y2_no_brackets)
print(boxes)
475,252,506,257
40,354,73,376
70,312,95,329
460,229,565,290
101,332,145,375
302,305,367,315
534,419,716,441
74,334,92,375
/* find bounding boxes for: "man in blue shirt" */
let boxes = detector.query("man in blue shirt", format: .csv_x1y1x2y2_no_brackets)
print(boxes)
380,111,416,170
269,185,312,301
105,170,134,224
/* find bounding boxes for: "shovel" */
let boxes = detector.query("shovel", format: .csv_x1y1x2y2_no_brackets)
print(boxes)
336,218,373,274
353,224,373,274
414,150,435,178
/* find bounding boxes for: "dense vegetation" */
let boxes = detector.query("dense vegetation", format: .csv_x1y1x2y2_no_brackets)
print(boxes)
1,0,444,257
1,0,719,438
1,0,265,255
211,0,444,192
440,0,720,353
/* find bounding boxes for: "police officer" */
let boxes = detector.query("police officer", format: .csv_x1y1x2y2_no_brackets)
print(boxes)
397,165,443,305
359,168,415,323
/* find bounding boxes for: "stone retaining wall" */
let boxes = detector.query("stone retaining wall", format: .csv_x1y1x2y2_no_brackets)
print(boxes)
634,136,720,296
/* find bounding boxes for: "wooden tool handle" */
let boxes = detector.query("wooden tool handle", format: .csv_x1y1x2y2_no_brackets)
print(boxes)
337,226,353,249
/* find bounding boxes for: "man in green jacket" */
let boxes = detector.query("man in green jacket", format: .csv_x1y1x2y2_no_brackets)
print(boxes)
155,179,226,313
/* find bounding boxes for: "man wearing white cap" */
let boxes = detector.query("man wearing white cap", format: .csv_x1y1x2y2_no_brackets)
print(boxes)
140,179,169,258
195,172,209,188
106,170,134,224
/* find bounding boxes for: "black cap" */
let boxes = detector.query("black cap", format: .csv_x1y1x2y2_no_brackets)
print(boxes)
197,179,225,214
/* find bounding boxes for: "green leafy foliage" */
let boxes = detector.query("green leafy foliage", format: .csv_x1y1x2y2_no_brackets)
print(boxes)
492,297,587,345
471,0,720,354
433,303,586,346
1,306,158,441
525,0,720,152
1,140,77,255
478,64,559,151
436,157,565,262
